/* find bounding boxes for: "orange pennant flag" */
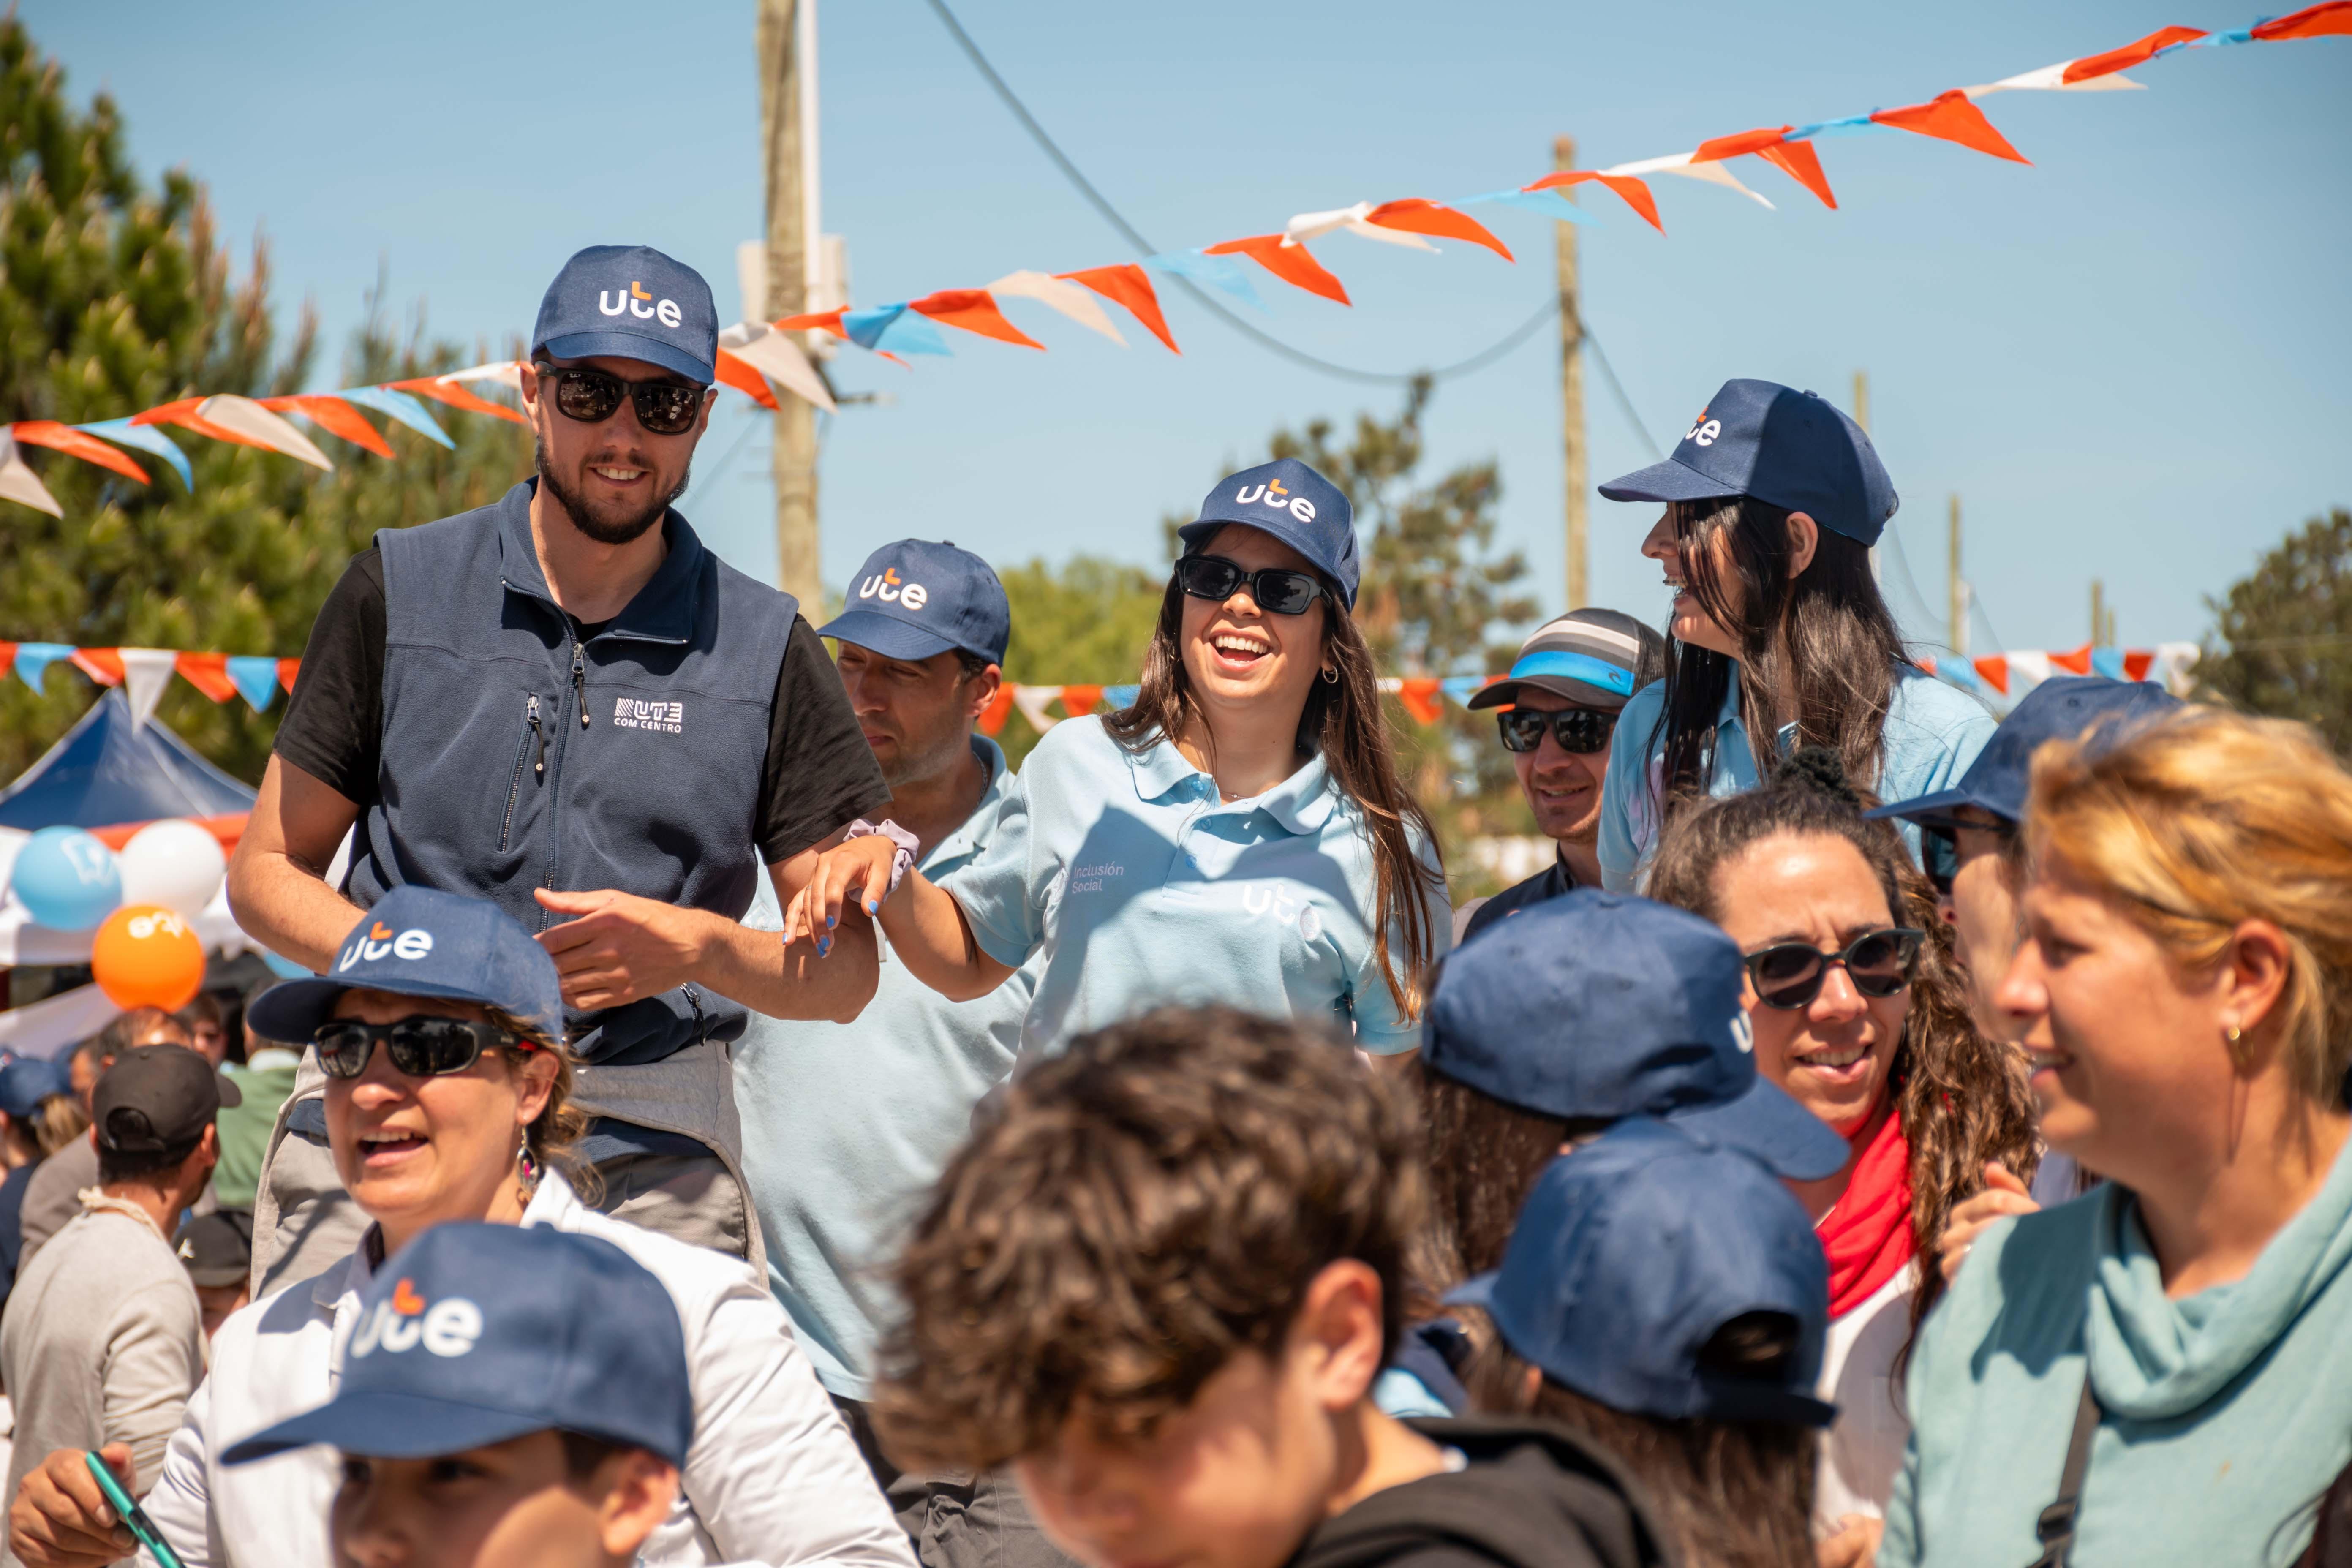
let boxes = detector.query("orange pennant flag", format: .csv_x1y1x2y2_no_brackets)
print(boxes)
8,421,149,483
278,657,301,692
909,290,1046,350
2252,1,2352,41
1056,266,1179,354
1870,90,2030,165
1521,171,1665,234
1202,235,1351,306
775,309,850,339
173,652,237,703
73,648,125,686
2049,643,2094,676
1693,126,1795,162
1758,141,1837,209
977,683,1015,737
713,348,780,410
1396,678,1445,726
2062,24,2208,81
1361,199,1514,261
387,378,528,425
1971,655,2011,695
258,395,394,458
1059,684,1105,719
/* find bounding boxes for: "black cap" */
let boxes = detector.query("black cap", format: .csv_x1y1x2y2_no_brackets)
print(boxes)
93,1045,239,1156
177,1209,253,1289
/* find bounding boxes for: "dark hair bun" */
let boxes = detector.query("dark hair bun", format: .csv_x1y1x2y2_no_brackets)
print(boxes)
1776,746,1863,811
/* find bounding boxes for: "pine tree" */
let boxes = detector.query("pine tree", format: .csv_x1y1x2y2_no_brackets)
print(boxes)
2199,507,2352,754
0,15,531,784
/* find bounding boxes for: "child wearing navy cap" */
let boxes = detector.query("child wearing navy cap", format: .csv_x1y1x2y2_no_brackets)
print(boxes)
869,1006,1667,1568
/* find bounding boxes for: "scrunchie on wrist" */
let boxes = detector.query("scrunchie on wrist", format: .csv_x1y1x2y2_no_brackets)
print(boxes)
842,818,919,904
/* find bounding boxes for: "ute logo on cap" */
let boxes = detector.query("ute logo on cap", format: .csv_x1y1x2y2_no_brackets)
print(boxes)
337,920,434,972
350,1277,484,1360
857,565,930,612
1684,408,1723,447
1233,477,1318,525
597,280,686,331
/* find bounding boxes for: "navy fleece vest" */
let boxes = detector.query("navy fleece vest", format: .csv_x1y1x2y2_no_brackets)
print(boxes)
352,480,793,1066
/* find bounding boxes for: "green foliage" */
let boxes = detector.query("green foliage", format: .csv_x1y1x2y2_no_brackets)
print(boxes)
0,15,531,785
2198,506,2352,754
994,555,1165,768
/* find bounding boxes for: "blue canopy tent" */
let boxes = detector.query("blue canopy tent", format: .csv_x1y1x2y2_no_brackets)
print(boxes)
0,688,256,831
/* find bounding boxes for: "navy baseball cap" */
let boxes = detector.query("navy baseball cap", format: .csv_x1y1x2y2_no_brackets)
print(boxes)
1465,608,1664,712
1599,379,1898,545
532,244,719,386
1448,1120,1834,1428
246,887,564,1046
222,1223,693,1467
1867,675,2182,831
818,539,1011,665
1424,890,1847,1181
1176,459,1360,608
0,1055,67,1119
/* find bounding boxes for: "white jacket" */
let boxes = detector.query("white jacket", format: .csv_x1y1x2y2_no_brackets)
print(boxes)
139,1173,914,1568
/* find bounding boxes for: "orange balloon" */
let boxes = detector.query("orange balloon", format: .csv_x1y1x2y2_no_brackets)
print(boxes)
91,904,206,1012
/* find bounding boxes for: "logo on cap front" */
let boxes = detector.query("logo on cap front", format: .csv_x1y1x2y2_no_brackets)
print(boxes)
350,1277,485,1360
857,565,930,612
337,921,435,972
598,280,685,331
1684,408,1722,447
1232,479,1317,525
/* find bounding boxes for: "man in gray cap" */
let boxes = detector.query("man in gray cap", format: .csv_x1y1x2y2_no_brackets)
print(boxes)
1455,608,1666,944
227,244,888,1286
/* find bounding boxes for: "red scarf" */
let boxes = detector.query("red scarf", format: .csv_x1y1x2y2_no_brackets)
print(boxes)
1816,1107,1917,1318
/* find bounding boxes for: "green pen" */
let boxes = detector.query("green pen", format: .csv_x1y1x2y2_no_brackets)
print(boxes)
82,1451,185,1568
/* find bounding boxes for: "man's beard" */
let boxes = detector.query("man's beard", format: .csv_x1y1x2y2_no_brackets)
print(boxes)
536,436,691,546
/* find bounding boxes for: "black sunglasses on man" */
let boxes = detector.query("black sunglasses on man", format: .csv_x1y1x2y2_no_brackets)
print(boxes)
531,361,713,437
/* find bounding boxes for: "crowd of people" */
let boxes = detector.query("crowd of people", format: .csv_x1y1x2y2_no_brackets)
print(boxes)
0,242,2342,1568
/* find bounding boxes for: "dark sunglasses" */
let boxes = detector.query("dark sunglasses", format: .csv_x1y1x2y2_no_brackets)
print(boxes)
530,362,711,436
1742,928,1925,1011
1497,706,1618,755
1174,554,1328,616
313,1016,532,1081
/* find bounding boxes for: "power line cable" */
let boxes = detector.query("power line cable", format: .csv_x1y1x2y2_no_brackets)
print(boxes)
919,0,1655,447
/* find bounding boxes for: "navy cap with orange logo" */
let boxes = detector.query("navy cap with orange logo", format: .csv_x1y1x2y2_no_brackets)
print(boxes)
817,539,1011,665
532,244,718,385
1599,378,1898,545
1177,458,1359,607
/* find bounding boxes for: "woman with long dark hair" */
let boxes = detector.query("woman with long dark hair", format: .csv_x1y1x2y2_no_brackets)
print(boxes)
1647,749,2036,1545
788,460,1448,1057
1592,379,1994,891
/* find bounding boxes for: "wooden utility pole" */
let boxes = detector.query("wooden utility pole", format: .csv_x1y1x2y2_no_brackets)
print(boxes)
1948,495,1968,658
1852,371,1876,582
2091,579,2106,647
1554,136,1587,612
757,0,822,607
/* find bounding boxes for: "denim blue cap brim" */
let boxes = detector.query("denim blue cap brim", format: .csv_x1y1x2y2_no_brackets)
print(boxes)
247,975,526,1047
1597,456,1744,506
223,1391,588,1466
1442,1270,1500,1312
538,330,713,386
1665,1077,1849,1181
1862,784,2009,830
816,608,972,663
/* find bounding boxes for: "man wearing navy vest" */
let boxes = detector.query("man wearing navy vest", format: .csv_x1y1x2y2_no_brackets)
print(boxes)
229,245,888,1284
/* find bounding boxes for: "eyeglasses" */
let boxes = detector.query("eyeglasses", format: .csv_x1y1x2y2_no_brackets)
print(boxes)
1174,555,1328,616
313,1016,532,1081
530,362,712,436
1742,928,1925,1011
1920,825,1959,897
1497,706,1618,755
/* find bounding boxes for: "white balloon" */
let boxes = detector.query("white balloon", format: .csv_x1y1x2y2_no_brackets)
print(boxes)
118,818,228,919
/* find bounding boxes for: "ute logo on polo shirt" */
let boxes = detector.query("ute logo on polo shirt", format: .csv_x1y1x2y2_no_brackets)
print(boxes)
597,280,686,331
856,566,930,612
1232,477,1318,525
350,1276,485,1360
337,921,434,971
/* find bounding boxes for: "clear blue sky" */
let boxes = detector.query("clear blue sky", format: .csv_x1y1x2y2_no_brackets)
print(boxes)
19,0,2351,660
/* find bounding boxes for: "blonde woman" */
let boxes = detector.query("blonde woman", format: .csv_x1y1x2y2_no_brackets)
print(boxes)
1882,708,2352,1566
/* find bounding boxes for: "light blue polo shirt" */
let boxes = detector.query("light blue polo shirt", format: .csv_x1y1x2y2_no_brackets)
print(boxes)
1598,663,1994,892
733,735,1039,1399
940,716,1447,1057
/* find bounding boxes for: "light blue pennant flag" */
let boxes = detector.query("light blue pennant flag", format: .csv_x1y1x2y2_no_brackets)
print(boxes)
338,385,454,448
1146,252,1268,313
74,420,193,489
226,655,284,712
1460,188,1596,223
13,643,75,691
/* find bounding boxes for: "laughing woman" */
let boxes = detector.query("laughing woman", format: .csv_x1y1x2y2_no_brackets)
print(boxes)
788,459,1449,1059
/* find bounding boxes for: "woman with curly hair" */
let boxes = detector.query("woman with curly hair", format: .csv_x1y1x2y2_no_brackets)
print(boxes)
1647,748,2036,1546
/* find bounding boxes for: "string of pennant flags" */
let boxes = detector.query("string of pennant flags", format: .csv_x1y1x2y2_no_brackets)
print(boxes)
4,637,2194,738
2,4,2347,521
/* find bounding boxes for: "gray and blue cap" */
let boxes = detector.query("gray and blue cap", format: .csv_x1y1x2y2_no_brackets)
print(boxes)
532,244,719,386
1465,608,1664,711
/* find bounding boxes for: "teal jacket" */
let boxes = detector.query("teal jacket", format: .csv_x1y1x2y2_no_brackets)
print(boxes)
1881,1138,2352,1567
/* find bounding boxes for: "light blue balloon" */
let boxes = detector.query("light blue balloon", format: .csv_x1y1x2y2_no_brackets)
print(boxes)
10,827,123,931
260,949,313,980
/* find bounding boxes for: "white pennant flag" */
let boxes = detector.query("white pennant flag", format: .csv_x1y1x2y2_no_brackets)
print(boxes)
195,395,335,471
1011,685,1065,735
716,323,838,412
0,432,63,516
118,648,180,730
2004,651,2053,691
984,272,1128,345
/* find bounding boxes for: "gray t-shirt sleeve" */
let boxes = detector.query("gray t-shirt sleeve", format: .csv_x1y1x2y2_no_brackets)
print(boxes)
102,1282,206,1491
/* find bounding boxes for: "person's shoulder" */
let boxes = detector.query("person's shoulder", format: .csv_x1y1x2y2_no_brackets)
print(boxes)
1885,665,1996,743
1919,1186,2104,1377
1617,678,1667,727
562,1200,770,1319
1024,714,1124,780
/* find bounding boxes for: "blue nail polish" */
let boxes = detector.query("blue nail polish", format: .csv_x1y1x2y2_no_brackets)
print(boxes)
827,913,837,928
818,937,830,956
866,900,877,915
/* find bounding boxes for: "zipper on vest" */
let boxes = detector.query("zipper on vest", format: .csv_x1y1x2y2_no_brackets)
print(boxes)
572,639,590,729
500,694,542,853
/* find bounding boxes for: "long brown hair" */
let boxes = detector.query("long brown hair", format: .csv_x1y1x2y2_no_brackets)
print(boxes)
1463,1316,1818,1568
1648,496,1908,833
1104,566,1445,1019
1646,749,2039,1334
